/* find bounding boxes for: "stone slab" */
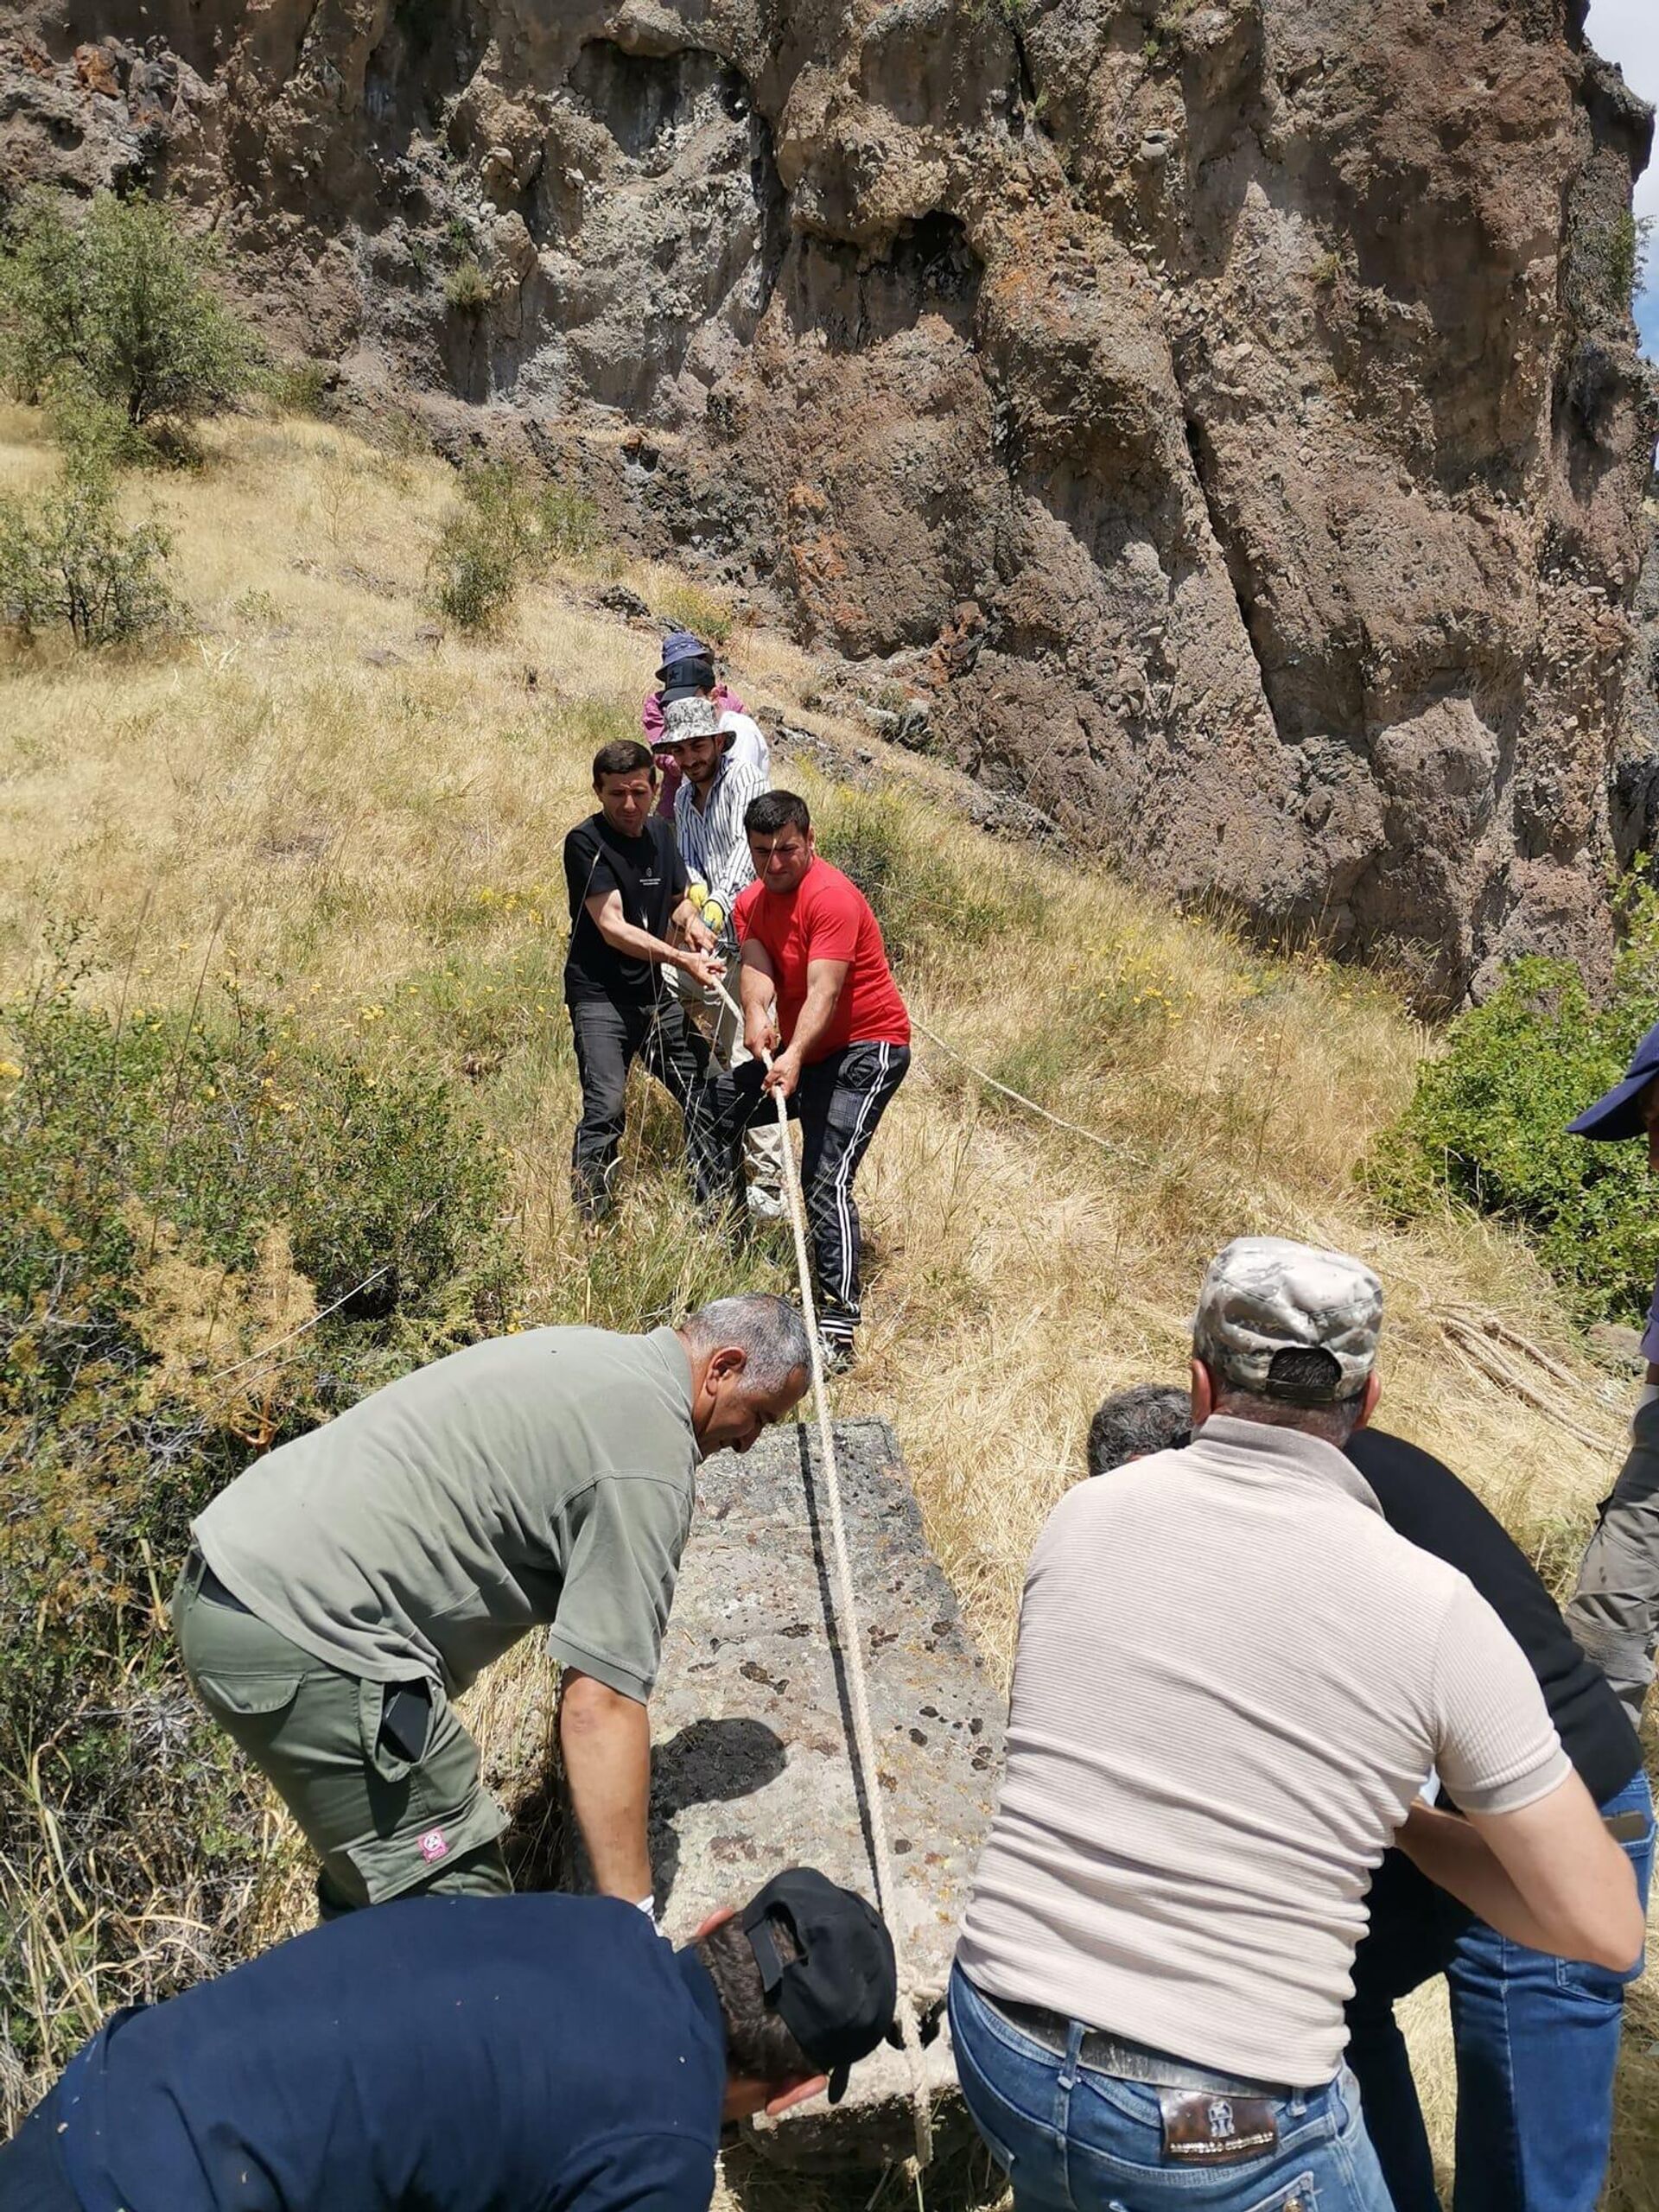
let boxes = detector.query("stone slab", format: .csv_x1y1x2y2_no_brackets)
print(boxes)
646,1417,1005,2167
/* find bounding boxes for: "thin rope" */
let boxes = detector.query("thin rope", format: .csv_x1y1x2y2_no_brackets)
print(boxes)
712,972,934,2167
908,1015,1147,1166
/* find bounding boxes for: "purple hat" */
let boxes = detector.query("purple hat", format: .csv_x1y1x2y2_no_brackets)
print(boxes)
1567,1019,1659,1141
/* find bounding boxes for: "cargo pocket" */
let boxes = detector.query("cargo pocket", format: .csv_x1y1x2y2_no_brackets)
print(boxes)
340,1783,510,1905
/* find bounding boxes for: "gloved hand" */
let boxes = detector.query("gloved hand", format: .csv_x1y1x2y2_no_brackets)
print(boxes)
698,894,726,934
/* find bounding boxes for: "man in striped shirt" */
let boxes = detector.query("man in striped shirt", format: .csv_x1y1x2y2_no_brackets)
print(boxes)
658,697,785,1218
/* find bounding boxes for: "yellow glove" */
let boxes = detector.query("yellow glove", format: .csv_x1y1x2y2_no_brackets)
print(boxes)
700,895,726,933
686,879,709,910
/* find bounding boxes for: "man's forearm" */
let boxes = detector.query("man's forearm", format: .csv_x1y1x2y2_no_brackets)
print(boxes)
1396,1803,1559,1951
559,1674,653,1903
786,977,842,1063
740,952,774,1025
596,912,683,969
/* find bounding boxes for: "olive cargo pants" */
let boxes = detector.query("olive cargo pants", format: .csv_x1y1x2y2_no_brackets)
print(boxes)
174,1558,511,1915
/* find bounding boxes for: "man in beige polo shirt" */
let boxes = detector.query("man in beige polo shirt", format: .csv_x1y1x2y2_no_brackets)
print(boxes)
951,1237,1642,2212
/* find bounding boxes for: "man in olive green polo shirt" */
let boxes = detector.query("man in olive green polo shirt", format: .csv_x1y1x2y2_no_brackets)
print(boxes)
175,1295,810,1919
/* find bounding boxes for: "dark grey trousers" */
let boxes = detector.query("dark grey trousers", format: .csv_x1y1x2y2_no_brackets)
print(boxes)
1566,1408,1659,1726
567,994,730,1219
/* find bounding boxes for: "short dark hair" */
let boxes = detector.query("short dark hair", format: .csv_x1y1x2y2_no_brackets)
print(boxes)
693,1916,816,2084
745,791,811,838
1265,1346,1348,1403
593,739,656,785
1086,1384,1191,1477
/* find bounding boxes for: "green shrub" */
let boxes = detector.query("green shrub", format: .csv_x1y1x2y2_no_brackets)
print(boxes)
652,576,736,648
429,459,602,633
1366,897,1659,1324
0,458,175,647
0,940,518,2101
267,356,333,416
443,257,492,315
0,189,260,448
814,788,1050,968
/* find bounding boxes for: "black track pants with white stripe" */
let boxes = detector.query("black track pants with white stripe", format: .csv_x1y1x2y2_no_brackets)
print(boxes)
732,1040,910,1340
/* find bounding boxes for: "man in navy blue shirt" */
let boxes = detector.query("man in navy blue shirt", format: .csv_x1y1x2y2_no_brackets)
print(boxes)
1084,1385,1654,2212
0,1868,896,2212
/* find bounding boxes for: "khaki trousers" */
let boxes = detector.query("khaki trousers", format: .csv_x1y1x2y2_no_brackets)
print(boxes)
174,1560,510,1914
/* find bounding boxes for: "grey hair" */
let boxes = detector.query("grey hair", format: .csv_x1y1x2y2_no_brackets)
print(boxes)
1211,1351,1365,1446
683,1294,811,1393
1086,1384,1192,1478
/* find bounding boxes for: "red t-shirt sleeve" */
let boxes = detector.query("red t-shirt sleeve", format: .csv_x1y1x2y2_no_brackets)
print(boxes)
732,881,763,941
801,875,861,963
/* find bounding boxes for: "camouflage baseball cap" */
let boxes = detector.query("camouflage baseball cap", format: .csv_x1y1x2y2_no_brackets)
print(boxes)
1192,1236,1382,1402
658,695,723,747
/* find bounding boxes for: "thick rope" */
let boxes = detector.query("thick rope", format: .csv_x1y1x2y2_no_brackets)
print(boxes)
711,973,934,2166
908,1015,1147,1166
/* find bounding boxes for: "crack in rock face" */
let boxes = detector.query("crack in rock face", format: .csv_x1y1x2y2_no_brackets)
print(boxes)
5,0,1655,1007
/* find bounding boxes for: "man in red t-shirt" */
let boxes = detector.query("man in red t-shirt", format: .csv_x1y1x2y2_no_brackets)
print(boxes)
728,791,911,1372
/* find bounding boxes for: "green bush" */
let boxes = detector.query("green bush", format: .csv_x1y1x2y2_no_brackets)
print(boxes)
1366,898,1659,1324
0,458,175,646
0,188,260,445
814,788,1050,968
443,257,492,315
429,459,601,633
0,942,518,2100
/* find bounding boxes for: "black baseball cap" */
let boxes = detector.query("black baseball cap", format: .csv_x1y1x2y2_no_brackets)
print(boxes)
740,1867,897,2104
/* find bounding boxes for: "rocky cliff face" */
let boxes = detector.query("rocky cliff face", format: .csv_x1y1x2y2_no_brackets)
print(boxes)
3,0,1655,1006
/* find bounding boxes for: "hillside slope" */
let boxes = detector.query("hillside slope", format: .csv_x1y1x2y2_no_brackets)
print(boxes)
0,408,1654,2205
1,0,1656,1007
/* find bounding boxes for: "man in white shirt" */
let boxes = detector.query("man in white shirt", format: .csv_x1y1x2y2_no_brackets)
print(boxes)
658,696,785,1220
952,1236,1643,2212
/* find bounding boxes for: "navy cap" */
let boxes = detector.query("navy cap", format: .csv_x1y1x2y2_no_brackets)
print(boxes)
740,1867,897,2104
1567,1019,1659,1141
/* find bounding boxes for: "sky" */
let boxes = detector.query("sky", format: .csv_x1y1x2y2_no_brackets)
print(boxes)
1586,0,1658,353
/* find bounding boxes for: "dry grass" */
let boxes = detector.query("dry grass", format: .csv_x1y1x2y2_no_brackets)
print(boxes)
1,406,1654,2207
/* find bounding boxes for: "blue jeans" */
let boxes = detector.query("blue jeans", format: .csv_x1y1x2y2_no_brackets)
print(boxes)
1345,1767,1655,2212
949,1965,1394,2212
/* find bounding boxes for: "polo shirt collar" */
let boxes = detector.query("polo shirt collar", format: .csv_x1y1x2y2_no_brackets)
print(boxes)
1193,1414,1383,1517
649,1325,696,1421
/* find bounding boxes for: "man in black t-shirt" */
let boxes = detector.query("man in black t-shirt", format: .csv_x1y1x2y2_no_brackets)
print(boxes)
563,739,728,1221
1084,1388,1654,2212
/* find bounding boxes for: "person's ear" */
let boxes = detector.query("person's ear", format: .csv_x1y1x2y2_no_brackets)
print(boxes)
763,2075,828,2118
690,1904,736,1942
1190,1357,1215,1427
708,1345,748,1387
1355,1370,1382,1431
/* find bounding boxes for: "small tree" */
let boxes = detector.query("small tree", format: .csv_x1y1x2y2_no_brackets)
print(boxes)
429,461,600,632
0,189,259,441
0,459,175,647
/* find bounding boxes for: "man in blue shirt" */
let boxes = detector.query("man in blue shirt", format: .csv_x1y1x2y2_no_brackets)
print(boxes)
0,1868,896,2212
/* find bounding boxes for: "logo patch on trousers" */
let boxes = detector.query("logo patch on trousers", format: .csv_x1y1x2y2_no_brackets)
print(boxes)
417,1827,449,1863
1158,2089,1280,2164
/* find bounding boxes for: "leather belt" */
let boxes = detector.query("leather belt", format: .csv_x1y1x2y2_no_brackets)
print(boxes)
984,1992,1295,2101
186,1548,252,1615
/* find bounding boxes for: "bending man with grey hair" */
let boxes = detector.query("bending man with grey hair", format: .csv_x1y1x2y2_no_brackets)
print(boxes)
176,1296,810,1921
954,1237,1642,2212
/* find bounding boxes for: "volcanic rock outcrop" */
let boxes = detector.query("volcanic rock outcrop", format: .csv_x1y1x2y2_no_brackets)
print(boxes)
3,0,1655,1005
